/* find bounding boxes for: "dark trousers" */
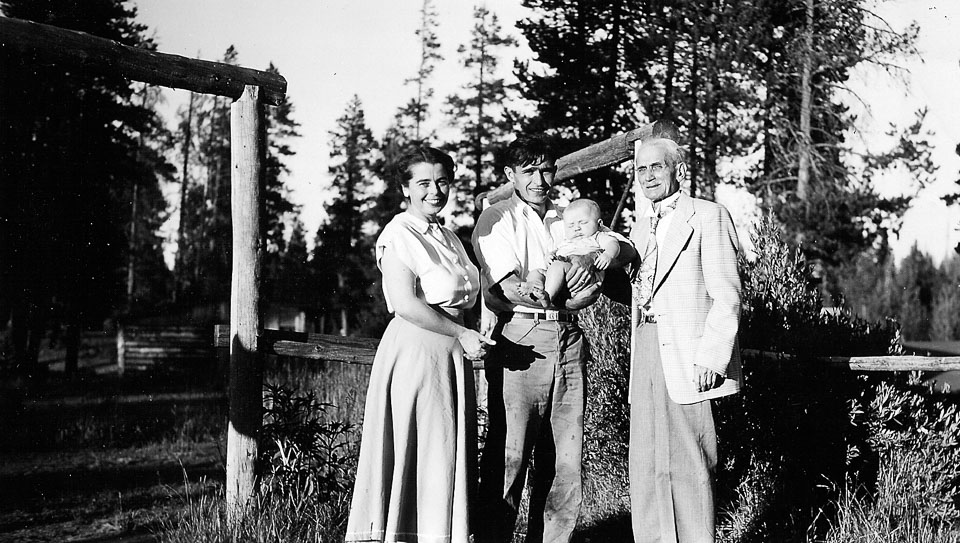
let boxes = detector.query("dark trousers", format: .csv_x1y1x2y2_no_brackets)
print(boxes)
477,319,587,543
629,323,717,543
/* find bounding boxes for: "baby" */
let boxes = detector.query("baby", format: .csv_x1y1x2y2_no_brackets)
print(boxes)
523,198,622,308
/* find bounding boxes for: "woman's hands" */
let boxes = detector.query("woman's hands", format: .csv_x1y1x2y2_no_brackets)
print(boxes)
458,328,496,361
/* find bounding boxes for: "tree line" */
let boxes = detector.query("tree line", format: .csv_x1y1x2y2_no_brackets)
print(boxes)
1,0,958,376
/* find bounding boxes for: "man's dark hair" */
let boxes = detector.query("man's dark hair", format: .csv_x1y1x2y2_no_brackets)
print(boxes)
500,135,556,170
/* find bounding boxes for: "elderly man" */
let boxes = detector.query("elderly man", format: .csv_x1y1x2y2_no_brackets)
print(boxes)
472,135,634,543
627,137,742,543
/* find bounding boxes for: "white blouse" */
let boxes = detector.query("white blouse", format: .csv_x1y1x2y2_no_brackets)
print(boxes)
376,212,480,313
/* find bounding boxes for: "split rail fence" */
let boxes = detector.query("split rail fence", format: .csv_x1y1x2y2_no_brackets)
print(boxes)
213,325,960,374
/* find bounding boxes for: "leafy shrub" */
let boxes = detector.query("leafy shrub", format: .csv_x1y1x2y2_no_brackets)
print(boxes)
160,384,357,542
577,213,960,542
724,214,960,541
861,376,960,525
258,383,356,500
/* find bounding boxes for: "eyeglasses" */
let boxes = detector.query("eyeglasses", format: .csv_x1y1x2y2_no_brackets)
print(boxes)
635,162,668,176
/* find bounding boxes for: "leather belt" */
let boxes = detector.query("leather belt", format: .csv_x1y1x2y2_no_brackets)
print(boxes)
504,310,578,323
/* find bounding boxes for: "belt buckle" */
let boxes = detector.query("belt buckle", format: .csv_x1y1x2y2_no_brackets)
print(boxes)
639,307,656,324
545,309,560,321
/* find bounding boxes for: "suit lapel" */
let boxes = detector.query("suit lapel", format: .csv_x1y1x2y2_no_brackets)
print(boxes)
653,193,694,294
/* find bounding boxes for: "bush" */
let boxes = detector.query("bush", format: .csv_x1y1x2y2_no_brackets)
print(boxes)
576,213,960,542
722,214,960,542
258,383,356,501
160,384,358,543
578,295,633,534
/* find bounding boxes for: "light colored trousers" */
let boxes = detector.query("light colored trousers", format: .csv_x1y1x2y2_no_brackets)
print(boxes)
477,318,586,543
630,323,717,543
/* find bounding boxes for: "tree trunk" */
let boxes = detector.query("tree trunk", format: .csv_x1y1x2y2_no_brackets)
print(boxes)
337,272,349,336
174,91,195,304
662,5,679,122
127,182,138,305
689,16,701,197
603,0,623,138
474,32,485,195
702,0,721,201
797,0,815,200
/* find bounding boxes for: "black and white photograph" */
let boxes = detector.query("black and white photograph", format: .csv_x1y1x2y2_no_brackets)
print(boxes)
1,1,959,541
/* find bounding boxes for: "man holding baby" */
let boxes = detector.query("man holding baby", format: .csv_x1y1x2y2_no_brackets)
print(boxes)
472,136,635,543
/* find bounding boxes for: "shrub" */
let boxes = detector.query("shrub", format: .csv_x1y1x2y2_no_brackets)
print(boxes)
576,213,960,542
160,384,357,542
722,214,960,542
258,383,356,500
578,295,633,533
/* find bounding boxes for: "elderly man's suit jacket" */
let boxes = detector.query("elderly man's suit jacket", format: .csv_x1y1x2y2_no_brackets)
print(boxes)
630,192,743,405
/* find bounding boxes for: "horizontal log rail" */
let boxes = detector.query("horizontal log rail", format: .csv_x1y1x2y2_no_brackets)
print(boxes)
119,325,214,374
0,17,287,105
741,349,960,372
213,325,486,369
213,326,960,373
24,391,226,409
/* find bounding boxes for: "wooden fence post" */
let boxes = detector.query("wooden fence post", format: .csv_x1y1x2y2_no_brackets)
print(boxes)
116,326,126,376
226,85,265,523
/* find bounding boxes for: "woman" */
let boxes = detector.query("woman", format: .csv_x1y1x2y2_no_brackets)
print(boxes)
345,147,494,543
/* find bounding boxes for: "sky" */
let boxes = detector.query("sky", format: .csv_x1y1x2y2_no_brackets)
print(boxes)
133,0,960,266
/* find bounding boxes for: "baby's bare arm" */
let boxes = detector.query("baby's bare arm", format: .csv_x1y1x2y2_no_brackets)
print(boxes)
594,234,621,270
599,234,621,258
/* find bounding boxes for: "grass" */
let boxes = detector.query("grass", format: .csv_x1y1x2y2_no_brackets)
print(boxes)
158,476,351,543
5,318,960,542
821,490,960,543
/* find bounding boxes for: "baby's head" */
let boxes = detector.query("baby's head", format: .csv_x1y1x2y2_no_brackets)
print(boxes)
563,199,602,239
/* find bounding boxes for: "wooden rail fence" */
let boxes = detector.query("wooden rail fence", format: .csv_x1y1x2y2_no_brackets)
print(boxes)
117,326,215,375
212,325,960,373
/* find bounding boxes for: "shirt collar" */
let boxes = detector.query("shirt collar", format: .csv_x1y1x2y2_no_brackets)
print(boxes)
643,190,682,217
509,191,560,220
402,210,442,234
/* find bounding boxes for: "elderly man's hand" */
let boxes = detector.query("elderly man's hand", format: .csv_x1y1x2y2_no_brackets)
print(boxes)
693,364,723,392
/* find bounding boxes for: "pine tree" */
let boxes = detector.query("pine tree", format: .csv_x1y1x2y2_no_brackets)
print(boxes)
944,142,960,256
314,96,380,336
369,0,444,232
171,49,299,321
445,4,518,204
0,0,174,373
516,0,925,256
395,0,443,142
261,63,301,311
515,0,664,219
126,83,178,315
892,245,938,341
930,255,960,341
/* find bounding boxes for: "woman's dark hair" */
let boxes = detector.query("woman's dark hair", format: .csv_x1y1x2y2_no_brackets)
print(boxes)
392,146,456,194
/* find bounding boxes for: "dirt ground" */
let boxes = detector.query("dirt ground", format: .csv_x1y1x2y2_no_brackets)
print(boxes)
0,441,221,542
0,366,226,543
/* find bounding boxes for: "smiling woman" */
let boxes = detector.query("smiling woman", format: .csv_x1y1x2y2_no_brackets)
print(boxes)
402,162,452,221
345,146,494,543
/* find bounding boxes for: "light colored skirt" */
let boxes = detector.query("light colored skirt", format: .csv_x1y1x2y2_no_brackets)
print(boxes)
345,315,476,543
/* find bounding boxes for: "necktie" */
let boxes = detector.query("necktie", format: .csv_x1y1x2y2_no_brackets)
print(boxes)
634,199,677,309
